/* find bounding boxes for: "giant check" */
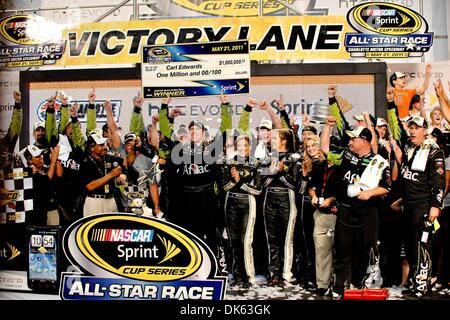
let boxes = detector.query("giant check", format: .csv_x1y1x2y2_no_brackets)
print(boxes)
141,40,250,98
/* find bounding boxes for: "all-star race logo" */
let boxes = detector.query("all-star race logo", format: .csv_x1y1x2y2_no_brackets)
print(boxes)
0,15,65,69
60,213,226,300
344,2,433,58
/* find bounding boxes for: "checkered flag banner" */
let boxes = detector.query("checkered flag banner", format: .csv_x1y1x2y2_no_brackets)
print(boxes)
123,184,149,201
0,168,33,224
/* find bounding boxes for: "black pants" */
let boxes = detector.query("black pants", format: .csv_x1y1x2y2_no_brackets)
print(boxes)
224,192,256,283
334,205,379,294
176,187,219,253
403,202,433,292
263,188,297,281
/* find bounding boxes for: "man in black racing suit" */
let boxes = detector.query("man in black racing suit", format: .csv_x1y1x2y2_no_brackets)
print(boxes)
320,117,391,299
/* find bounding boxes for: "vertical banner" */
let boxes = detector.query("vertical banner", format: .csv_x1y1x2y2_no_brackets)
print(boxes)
141,40,250,98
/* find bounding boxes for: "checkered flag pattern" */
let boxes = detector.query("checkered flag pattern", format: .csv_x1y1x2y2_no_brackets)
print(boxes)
0,168,33,224
123,184,149,199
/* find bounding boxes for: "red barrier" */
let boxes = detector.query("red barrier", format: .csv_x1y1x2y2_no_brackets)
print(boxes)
343,288,389,300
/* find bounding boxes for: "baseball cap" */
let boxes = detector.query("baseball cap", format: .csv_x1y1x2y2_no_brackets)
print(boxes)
88,132,108,146
124,132,137,144
353,114,365,122
376,118,388,127
18,145,43,167
33,121,45,131
390,71,407,86
90,128,103,136
302,125,317,134
258,118,273,130
345,126,372,142
407,116,428,128
188,120,204,130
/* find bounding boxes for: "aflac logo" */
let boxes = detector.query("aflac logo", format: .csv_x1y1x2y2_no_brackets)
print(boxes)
344,2,433,58
61,213,226,300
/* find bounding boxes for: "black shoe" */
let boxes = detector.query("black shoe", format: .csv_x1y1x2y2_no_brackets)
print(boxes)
403,289,432,300
316,288,328,296
267,275,282,287
240,281,252,289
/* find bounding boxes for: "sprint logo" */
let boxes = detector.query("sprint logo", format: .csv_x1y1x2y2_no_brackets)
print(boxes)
0,243,21,261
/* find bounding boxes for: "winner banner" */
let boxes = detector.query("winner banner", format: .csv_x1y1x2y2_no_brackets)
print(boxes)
141,40,250,98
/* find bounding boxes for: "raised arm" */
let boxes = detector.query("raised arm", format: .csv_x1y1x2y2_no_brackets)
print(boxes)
434,79,450,123
219,91,232,134
276,95,292,129
69,102,86,149
45,92,59,147
362,111,378,154
328,85,350,146
238,97,257,135
104,100,121,149
259,100,282,129
320,116,336,155
86,88,97,136
130,92,145,136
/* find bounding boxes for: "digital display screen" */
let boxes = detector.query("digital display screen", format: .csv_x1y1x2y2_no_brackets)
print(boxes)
28,234,57,282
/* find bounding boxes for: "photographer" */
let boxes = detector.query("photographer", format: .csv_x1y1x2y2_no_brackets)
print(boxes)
81,132,123,216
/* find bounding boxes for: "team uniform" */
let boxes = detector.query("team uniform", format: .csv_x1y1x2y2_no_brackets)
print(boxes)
222,155,263,286
400,139,445,295
263,151,302,285
328,149,390,296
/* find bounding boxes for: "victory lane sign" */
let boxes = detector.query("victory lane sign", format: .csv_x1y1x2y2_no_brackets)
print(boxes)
141,40,250,98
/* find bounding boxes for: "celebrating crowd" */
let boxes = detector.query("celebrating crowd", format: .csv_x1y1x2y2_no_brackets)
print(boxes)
2,67,450,300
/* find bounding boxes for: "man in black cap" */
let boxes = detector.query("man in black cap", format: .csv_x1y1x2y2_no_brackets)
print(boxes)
320,117,391,299
399,116,445,298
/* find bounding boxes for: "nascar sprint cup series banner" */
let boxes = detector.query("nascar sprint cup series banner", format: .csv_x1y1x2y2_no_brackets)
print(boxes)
344,2,434,59
141,40,250,98
60,213,226,300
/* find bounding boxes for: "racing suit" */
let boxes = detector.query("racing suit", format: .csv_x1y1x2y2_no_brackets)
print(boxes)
400,141,445,294
222,155,263,285
263,151,301,283
329,150,391,295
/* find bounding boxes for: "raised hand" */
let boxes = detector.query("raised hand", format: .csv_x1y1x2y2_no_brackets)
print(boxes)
259,100,268,110
69,101,78,118
13,90,21,103
151,114,160,124
169,107,184,118
275,94,285,111
134,92,144,108
386,87,395,102
88,88,96,104
434,79,444,98
425,63,432,75
47,91,58,107
325,116,337,127
247,98,258,108
59,91,69,105
328,84,337,98
104,99,112,113
219,90,228,104
163,95,171,105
